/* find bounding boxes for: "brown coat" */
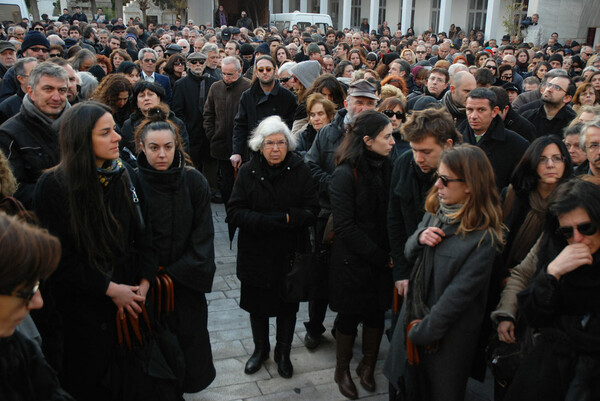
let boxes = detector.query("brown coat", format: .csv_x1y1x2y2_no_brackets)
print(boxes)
203,76,251,160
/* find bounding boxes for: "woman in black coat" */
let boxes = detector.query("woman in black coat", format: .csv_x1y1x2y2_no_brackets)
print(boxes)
227,115,318,379
135,110,216,394
33,102,157,401
328,110,395,399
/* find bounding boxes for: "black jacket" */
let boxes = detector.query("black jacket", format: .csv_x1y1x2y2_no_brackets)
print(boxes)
232,80,297,158
136,152,216,393
406,85,447,112
171,72,217,150
504,105,537,142
0,87,24,125
522,103,577,138
295,123,318,158
329,153,393,314
388,150,436,281
0,99,64,208
227,152,318,289
462,115,529,189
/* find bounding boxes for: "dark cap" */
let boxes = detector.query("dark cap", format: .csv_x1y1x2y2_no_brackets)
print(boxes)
231,27,241,34
549,54,564,65
165,44,182,55
502,35,510,41
187,52,207,61
221,27,231,41
307,43,320,55
255,43,270,55
240,43,255,56
502,82,520,94
347,79,379,100
111,24,126,32
571,40,580,47
0,41,16,53
21,31,50,52
302,36,313,43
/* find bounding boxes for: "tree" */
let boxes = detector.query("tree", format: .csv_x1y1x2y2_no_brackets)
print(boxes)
153,0,187,22
502,1,526,39
25,0,40,21
138,0,151,23
115,0,124,19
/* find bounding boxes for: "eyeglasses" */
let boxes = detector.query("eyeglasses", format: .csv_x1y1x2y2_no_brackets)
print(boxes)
29,46,49,53
173,61,184,66
49,53,61,58
501,74,513,79
143,58,157,63
539,155,564,165
485,65,497,70
34,27,45,31
584,52,593,56
279,76,292,83
382,109,406,122
263,140,287,149
544,82,566,92
557,222,598,239
222,72,237,76
415,51,426,54
0,280,40,305
189,59,205,65
257,66,274,73
435,172,465,186
586,142,600,152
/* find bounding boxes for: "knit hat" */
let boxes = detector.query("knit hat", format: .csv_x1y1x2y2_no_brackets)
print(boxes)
64,37,78,49
88,64,106,83
291,60,321,89
382,52,400,65
548,54,563,65
307,43,320,55
240,43,255,56
21,31,50,52
413,95,441,111
125,33,137,42
255,43,270,55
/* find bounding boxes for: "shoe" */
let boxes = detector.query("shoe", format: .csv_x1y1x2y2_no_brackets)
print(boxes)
211,193,223,204
274,344,293,378
304,332,321,350
244,348,269,374
334,332,358,400
245,315,270,375
355,327,383,392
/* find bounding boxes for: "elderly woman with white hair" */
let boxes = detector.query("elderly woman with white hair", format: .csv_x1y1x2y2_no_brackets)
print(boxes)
227,115,319,379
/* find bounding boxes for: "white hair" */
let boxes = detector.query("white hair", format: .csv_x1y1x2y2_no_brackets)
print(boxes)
138,48,158,60
448,63,469,78
249,115,296,151
77,71,98,100
47,34,65,46
278,61,296,76
221,56,241,70
580,117,600,150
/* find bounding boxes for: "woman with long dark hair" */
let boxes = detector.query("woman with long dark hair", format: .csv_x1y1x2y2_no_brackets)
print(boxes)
134,109,216,395
329,110,395,399
163,54,187,89
90,73,133,128
385,144,504,401
33,101,156,400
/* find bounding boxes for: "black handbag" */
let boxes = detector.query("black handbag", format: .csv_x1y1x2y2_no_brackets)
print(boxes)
281,226,317,303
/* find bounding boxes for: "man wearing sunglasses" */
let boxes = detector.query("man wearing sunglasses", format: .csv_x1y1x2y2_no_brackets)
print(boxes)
138,48,172,104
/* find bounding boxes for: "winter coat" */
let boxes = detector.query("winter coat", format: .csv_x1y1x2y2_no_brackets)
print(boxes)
171,72,217,151
384,212,498,401
295,123,318,158
328,152,393,314
504,106,537,142
304,108,348,213
236,16,254,30
521,103,577,138
136,152,216,393
203,76,251,160
232,80,297,158
462,115,529,189
388,150,436,282
0,88,24,125
227,152,318,314
0,98,65,208
33,164,156,401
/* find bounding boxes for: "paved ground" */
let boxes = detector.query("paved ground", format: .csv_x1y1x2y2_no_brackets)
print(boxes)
184,203,494,401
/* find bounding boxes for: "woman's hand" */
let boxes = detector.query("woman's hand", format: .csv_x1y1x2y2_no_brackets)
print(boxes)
547,243,593,280
395,279,408,297
106,282,145,320
138,278,150,300
418,227,445,247
497,320,516,343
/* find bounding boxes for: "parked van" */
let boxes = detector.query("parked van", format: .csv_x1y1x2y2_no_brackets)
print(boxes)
270,12,333,33
0,0,28,23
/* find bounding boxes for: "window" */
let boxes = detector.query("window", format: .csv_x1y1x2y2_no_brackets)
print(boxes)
378,0,386,28
468,0,488,31
310,0,320,13
351,0,361,28
430,0,440,33
330,0,339,25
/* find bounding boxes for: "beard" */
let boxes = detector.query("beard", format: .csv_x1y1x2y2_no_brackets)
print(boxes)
259,75,275,86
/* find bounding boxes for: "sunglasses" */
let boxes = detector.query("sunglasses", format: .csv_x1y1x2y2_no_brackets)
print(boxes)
49,53,61,58
383,109,406,122
486,65,497,70
557,222,598,239
435,172,465,186
0,280,40,304
257,66,274,73
189,59,205,65
30,46,49,53
143,58,156,63
173,61,184,66
279,76,292,83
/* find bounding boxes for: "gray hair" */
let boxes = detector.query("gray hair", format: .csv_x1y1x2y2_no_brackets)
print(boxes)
583,66,599,75
448,63,468,77
14,57,37,78
543,68,568,84
77,71,98,100
248,115,296,151
201,43,218,54
70,49,96,71
221,56,241,70
580,117,600,150
47,34,65,46
278,61,296,76
523,76,540,88
28,61,69,91
138,48,158,61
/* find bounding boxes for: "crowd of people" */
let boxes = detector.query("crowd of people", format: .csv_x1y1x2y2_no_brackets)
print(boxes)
0,5,600,401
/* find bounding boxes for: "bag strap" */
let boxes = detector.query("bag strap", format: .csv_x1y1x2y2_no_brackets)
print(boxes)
122,168,146,232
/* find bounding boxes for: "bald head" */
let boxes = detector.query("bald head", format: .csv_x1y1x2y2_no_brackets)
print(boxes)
450,71,477,107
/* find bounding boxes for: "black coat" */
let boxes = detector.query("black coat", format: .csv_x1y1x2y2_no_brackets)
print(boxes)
295,123,318,158
227,152,318,315
329,153,393,314
172,72,217,151
521,103,577,138
462,115,529,189
0,99,64,208
232,80,297,158
0,88,24,125
136,152,216,393
504,106,537,142
33,165,156,401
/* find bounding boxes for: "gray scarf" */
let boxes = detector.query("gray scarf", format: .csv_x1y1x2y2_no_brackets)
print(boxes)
437,202,463,224
22,94,70,127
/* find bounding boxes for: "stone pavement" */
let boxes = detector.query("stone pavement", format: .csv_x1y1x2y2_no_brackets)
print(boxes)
184,203,493,401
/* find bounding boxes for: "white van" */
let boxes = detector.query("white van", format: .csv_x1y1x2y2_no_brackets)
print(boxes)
270,12,333,33
0,0,28,23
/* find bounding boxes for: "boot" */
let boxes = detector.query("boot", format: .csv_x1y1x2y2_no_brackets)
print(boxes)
356,327,383,392
334,332,358,400
244,315,270,374
274,314,295,378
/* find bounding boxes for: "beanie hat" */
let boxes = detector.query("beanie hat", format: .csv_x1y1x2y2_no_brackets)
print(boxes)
413,95,441,111
21,31,50,52
255,43,270,55
382,52,400,66
307,43,320,55
291,60,321,89
548,54,563,65
64,37,78,49
88,64,106,83
125,33,137,42
240,43,255,56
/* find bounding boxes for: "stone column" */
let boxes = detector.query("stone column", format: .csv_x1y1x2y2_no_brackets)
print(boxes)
320,0,328,15
439,0,453,34
342,0,351,30
484,0,502,41
401,0,411,33
369,0,378,34
283,0,290,13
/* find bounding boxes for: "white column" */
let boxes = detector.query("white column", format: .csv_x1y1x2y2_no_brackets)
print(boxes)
484,0,502,41
282,0,290,13
438,0,452,35
300,0,308,12
342,0,351,30
369,0,378,34
401,0,411,34
320,0,328,15
270,0,274,15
